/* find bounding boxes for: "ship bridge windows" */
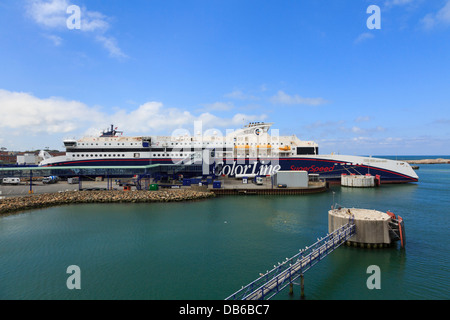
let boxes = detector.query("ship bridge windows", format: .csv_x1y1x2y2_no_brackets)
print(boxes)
64,141,77,147
296,147,318,155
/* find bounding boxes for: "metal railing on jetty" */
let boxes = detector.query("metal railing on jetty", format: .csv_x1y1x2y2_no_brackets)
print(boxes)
225,219,355,300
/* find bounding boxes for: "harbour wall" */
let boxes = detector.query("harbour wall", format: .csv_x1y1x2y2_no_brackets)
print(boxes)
404,158,450,164
0,190,215,216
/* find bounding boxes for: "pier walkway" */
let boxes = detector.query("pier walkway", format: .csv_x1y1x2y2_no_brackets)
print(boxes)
225,219,355,300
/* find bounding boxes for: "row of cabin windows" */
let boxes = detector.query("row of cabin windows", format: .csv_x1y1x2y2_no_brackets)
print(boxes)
78,142,296,147
72,153,191,158
153,154,191,157
73,154,127,158
80,142,138,146
165,142,287,146
71,152,297,159
235,142,288,146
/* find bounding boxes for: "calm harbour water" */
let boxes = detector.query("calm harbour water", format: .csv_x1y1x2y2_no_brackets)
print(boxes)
0,156,449,300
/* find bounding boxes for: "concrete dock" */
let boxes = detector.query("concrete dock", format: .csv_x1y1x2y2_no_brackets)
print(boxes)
341,174,378,188
208,176,327,195
328,207,403,248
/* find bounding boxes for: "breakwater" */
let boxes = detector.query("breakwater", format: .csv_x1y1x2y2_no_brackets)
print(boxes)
404,158,450,164
0,190,215,216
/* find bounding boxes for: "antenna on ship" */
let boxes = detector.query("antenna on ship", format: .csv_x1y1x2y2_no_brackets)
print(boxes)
100,124,123,137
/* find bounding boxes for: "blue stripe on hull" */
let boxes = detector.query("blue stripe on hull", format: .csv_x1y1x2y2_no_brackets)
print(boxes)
43,157,417,183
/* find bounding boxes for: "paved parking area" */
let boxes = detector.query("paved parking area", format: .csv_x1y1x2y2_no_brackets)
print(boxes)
0,180,120,198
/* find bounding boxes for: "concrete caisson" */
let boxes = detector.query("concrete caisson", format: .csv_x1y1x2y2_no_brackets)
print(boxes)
341,174,375,187
328,208,392,246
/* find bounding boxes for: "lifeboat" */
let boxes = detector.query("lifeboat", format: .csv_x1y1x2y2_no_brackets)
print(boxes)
279,146,291,151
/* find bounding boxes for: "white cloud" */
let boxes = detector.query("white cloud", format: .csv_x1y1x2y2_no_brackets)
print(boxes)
355,116,371,123
384,0,415,7
199,102,234,112
0,89,102,134
349,126,386,135
421,0,450,29
25,0,126,58
224,90,259,101
79,10,109,33
110,103,266,134
27,0,109,32
0,89,267,150
270,90,328,106
354,32,374,44
26,0,69,29
95,35,127,59
43,34,63,46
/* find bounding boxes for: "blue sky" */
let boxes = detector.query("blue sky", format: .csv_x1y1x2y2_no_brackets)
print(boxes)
0,0,449,155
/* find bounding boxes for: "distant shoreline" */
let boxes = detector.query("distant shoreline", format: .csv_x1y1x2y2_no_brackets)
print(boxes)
403,158,450,164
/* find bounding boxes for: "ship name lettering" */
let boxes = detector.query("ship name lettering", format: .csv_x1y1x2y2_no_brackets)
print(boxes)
219,162,280,176
290,165,335,172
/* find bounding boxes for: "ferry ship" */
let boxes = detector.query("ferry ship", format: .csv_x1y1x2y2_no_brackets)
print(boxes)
39,123,419,184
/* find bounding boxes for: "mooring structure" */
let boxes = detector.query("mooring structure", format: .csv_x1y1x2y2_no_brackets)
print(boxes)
225,219,355,300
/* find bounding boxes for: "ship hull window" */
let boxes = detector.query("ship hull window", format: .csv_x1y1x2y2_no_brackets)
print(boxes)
134,153,140,158
296,147,318,155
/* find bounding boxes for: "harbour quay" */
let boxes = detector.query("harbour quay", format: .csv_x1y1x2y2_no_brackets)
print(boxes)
208,175,327,195
0,164,328,201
